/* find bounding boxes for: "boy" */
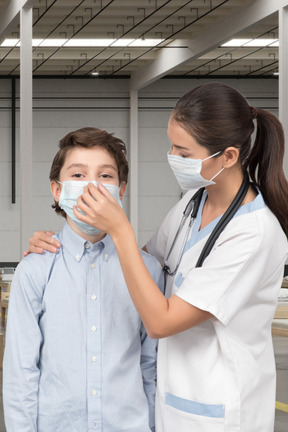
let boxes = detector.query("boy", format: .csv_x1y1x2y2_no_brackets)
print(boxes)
3,127,163,431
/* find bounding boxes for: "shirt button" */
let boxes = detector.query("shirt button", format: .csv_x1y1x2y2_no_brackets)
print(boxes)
91,389,97,396
92,356,97,362
91,263,96,269
91,326,97,332
91,295,97,301
85,243,90,249
104,254,109,260
76,254,80,260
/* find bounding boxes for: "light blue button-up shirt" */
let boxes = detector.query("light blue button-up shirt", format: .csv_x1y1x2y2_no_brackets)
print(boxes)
3,222,164,432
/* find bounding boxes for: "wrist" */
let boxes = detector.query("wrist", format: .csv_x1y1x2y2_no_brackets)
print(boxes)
112,220,136,249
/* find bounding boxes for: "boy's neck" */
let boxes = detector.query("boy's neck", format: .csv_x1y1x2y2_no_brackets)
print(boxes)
66,217,107,244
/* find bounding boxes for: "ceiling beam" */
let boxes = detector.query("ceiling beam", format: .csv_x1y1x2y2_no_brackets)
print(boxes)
0,0,33,45
130,0,288,90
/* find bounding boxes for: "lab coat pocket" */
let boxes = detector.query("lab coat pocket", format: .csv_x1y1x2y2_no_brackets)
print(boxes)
164,392,225,432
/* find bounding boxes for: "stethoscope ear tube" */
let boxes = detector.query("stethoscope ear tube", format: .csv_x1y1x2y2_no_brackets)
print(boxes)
195,172,250,268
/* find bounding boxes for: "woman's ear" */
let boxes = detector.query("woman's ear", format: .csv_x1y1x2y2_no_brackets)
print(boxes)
222,147,240,168
50,180,61,202
119,182,126,201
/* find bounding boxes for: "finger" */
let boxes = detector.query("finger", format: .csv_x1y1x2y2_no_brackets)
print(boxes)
93,183,118,203
26,245,44,255
43,233,61,249
76,193,93,215
29,231,61,248
36,241,60,253
73,204,89,222
28,237,61,253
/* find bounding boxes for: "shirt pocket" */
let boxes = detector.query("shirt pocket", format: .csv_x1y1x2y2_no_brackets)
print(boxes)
164,392,225,432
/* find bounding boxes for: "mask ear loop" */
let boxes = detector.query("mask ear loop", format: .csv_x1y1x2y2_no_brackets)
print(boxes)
202,151,224,183
209,167,224,182
202,151,221,162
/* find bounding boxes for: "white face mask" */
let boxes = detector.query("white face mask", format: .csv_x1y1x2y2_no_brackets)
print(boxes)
58,180,122,236
167,151,224,190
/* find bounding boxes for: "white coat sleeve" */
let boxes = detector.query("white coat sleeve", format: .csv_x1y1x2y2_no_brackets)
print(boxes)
175,210,288,326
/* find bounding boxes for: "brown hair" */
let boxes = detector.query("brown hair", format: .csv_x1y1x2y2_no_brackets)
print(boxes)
172,82,288,237
50,127,129,217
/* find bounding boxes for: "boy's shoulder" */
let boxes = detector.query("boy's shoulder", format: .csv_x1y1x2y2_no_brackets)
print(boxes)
140,248,162,273
17,243,59,282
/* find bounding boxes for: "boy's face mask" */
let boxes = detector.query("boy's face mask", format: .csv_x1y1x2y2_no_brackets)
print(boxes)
58,180,122,236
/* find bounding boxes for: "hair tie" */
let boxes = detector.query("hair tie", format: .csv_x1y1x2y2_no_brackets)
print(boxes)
250,106,258,119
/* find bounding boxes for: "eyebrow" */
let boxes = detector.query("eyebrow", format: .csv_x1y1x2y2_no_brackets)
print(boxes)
66,163,117,171
171,144,191,151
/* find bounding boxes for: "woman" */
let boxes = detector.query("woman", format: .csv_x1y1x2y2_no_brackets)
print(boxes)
28,83,288,431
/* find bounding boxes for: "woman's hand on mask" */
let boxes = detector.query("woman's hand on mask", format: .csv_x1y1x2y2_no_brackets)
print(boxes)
74,183,128,237
24,231,61,256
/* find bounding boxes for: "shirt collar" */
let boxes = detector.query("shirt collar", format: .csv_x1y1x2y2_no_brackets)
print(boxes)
58,222,111,263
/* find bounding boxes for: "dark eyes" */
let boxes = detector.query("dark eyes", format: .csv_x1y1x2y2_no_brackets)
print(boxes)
100,174,113,178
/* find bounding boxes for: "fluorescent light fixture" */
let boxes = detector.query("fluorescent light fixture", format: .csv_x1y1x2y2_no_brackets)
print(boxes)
65,39,115,47
1,38,67,47
91,71,99,75
1,39,20,47
273,72,279,75
222,39,251,47
221,38,279,47
245,39,279,47
111,38,163,47
39,39,67,47
129,38,163,47
110,39,134,47
1,38,164,48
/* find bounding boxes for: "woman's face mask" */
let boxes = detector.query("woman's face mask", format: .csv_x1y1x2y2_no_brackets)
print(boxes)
167,151,224,190
58,180,122,235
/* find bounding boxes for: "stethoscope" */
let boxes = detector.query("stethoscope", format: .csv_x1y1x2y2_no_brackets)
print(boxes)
163,172,250,278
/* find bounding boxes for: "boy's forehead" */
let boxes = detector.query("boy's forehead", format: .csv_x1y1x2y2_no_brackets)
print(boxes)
63,146,117,169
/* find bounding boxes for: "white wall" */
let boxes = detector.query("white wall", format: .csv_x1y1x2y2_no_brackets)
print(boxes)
0,77,280,262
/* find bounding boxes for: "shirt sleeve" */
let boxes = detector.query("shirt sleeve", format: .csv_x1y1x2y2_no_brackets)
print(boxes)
3,258,45,431
139,254,164,431
139,322,157,431
146,191,195,266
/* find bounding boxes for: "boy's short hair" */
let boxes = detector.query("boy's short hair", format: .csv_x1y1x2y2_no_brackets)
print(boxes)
50,127,129,217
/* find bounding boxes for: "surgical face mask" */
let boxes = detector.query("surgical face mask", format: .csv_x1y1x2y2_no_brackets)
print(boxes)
167,151,224,190
58,180,122,236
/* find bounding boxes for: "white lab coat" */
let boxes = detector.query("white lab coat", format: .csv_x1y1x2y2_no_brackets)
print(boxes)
146,189,288,432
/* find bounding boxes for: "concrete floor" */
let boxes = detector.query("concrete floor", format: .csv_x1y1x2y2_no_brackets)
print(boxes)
274,335,288,432
0,335,287,431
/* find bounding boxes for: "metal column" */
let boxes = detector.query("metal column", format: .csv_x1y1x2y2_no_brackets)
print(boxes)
20,4,33,256
129,90,139,243
279,5,288,178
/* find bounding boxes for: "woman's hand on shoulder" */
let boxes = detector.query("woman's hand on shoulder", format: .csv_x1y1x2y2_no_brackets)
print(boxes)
24,231,61,256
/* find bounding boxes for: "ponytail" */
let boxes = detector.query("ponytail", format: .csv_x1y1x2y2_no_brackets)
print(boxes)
172,82,288,237
245,108,288,237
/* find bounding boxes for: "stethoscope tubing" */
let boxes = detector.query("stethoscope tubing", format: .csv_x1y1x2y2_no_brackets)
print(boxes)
163,172,250,277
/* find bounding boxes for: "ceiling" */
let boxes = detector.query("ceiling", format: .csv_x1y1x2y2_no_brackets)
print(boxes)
0,0,280,82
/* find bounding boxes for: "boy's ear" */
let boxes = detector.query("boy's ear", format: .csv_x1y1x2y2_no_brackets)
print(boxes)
50,181,61,202
119,182,126,201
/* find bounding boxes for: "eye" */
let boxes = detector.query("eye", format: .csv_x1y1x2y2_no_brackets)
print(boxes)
100,173,113,179
72,173,85,178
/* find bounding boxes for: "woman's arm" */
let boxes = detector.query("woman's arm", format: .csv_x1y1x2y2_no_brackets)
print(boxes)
74,183,212,338
24,231,61,256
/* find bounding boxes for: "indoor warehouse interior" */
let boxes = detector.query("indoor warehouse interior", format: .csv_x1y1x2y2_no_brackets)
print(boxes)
0,1,287,431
